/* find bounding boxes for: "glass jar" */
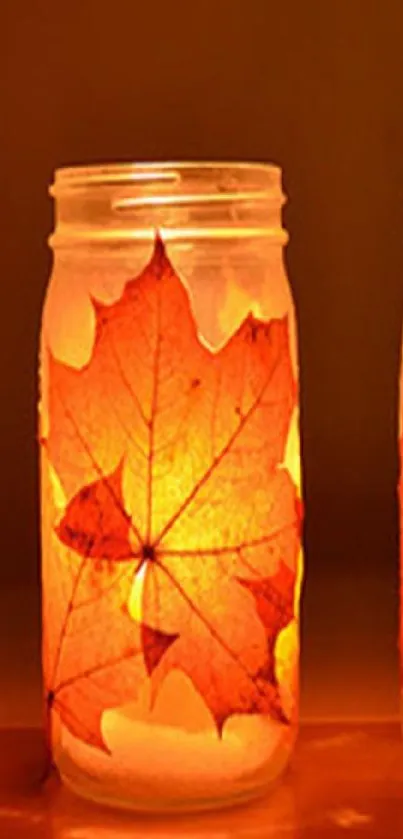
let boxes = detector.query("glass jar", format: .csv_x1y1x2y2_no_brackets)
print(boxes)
400,356,403,714
40,162,303,812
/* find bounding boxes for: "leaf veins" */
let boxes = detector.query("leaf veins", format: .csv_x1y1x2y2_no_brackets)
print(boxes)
42,234,301,749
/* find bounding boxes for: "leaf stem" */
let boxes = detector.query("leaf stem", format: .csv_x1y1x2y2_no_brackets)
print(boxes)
146,277,162,544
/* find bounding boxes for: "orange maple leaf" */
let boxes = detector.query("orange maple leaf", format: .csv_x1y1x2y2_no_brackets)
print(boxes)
43,235,301,751
41,455,177,754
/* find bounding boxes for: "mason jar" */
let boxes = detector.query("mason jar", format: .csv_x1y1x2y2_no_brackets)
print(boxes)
40,162,303,812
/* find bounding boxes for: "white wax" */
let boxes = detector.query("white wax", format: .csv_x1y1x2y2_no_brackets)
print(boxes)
59,670,293,806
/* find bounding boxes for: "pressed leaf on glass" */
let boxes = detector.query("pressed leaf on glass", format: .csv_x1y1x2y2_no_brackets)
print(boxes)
42,236,301,752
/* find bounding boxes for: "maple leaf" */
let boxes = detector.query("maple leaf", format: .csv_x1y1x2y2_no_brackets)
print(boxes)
43,234,301,750
41,454,177,753
237,560,296,692
55,460,133,560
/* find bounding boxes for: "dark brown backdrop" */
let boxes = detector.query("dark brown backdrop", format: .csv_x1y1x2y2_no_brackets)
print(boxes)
1,0,403,721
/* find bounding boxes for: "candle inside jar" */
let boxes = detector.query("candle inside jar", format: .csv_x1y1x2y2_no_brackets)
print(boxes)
58,668,295,808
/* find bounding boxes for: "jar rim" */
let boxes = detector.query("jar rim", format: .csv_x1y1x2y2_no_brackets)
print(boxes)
50,161,287,247
52,161,282,194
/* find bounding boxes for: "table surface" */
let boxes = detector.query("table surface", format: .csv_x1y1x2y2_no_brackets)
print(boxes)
1,722,403,838
2,585,403,837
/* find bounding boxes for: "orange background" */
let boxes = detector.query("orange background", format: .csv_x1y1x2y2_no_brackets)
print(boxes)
1,1,402,722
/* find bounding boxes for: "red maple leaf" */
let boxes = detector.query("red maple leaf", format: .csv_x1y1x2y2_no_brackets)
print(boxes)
42,235,301,751
237,560,297,693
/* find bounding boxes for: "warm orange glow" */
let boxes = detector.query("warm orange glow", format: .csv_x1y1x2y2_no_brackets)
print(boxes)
41,206,302,809
400,437,403,680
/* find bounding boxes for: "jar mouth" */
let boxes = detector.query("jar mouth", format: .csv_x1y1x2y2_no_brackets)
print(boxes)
50,162,287,247
52,161,284,202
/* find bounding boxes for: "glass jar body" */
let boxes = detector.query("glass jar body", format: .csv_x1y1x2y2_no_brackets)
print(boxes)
40,163,303,812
